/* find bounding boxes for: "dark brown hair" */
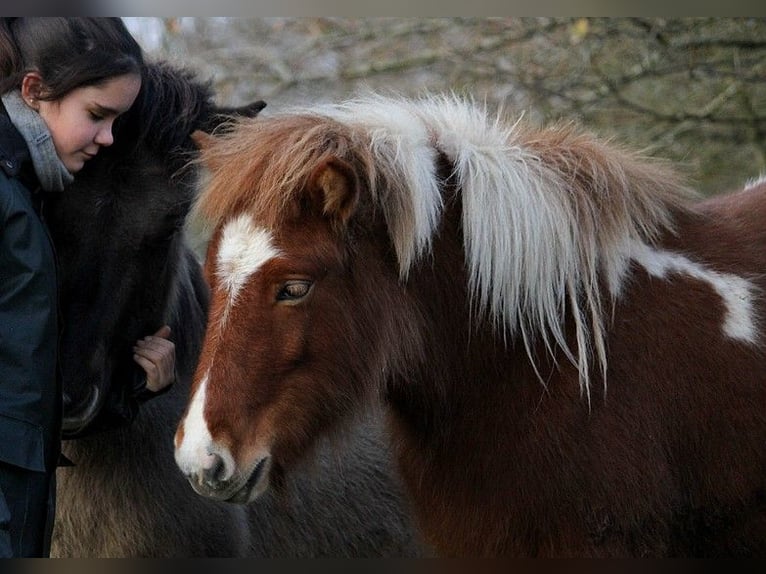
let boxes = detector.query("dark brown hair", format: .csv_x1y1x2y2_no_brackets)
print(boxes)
0,17,144,99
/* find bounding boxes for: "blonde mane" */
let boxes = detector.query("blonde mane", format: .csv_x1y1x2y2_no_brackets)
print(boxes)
189,94,696,401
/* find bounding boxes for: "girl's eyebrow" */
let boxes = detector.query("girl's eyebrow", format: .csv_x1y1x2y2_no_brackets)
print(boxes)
93,103,122,116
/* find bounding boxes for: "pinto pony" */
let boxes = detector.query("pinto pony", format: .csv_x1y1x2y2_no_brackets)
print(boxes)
175,94,766,557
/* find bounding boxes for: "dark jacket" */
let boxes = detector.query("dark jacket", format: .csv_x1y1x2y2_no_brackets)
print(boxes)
0,101,61,473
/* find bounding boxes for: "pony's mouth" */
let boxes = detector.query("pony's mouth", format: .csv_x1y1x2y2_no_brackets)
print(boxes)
225,455,272,504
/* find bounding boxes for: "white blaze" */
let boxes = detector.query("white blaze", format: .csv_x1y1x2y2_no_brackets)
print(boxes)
175,213,279,475
215,213,281,326
175,376,224,476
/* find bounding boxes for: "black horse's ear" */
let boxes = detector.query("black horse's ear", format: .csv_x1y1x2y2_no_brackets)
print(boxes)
235,100,267,118
307,158,359,227
201,100,267,134
214,100,266,119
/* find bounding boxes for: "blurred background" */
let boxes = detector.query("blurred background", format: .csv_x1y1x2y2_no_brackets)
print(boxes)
126,17,766,196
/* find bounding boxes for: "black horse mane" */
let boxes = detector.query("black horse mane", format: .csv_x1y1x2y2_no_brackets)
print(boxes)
110,61,212,164
111,60,265,165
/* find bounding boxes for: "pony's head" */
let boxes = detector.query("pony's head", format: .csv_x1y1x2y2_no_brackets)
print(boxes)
174,113,426,502
174,95,692,503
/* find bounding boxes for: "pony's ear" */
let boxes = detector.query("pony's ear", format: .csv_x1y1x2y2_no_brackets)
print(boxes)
307,158,359,226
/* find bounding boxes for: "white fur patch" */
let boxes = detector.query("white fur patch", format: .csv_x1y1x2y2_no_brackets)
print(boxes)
629,242,758,344
215,213,280,325
744,173,766,191
174,375,234,482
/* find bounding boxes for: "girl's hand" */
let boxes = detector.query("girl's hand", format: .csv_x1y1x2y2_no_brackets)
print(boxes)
133,325,176,393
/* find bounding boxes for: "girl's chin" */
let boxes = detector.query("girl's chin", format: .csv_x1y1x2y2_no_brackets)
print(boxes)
64,158,86,174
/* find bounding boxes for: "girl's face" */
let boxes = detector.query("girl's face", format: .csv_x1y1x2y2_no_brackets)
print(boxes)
23,72,141,174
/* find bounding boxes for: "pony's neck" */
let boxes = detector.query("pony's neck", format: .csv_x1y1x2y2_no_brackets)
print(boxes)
382,189,583,438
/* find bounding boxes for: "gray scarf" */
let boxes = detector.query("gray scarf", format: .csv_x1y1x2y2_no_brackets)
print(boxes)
1,90,74,192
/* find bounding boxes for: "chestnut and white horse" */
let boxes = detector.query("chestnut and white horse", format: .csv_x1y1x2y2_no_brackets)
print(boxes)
175,94,766,557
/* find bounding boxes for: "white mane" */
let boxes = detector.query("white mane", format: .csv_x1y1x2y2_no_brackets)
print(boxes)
269,94,693,401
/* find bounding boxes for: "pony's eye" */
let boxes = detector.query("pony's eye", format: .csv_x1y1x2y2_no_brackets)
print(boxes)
276,280,313,302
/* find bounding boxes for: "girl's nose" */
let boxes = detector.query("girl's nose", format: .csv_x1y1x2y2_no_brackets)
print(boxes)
95,125,114,147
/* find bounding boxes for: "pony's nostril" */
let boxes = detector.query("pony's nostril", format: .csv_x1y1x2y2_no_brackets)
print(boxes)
201,452,226,488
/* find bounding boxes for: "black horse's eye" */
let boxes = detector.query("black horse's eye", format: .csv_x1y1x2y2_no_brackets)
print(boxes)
276,280,313,302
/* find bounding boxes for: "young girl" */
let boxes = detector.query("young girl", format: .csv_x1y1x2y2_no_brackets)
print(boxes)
0,17,175,557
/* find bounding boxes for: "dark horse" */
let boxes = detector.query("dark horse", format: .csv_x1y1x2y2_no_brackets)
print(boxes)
174,94,766,557
45,66,423,557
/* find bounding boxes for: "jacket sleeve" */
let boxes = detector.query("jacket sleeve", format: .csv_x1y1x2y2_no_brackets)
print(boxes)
0,174,60,471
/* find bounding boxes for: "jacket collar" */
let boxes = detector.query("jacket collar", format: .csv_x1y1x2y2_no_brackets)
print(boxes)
0,98,32,180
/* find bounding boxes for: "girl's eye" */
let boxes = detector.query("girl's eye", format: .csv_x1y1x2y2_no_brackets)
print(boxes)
89,111,105,121
276,280,313,302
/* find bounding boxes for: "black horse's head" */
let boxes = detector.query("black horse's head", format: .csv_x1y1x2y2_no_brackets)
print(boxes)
45,61,265,438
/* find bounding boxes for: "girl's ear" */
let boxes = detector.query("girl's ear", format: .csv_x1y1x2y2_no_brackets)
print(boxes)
20,71,44,110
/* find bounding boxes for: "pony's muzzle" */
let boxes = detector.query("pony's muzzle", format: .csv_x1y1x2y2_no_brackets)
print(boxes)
201,452,227,489
61,384,103,438
175,438,272,503
183,448,235,497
